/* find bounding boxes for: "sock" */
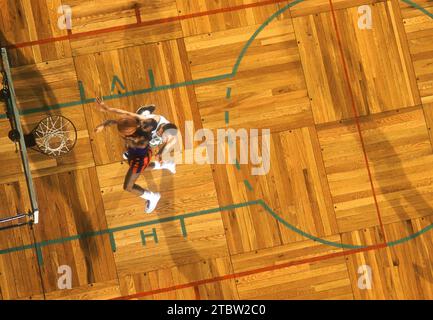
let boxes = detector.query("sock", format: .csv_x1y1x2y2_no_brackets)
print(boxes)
143,110,151,116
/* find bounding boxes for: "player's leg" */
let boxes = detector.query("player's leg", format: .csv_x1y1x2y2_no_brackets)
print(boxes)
124,153,161,213
123,167,146,196
146,160,176,174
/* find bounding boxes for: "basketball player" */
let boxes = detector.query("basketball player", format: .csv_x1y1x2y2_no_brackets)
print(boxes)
93,98,168,213
123,104,178,174
94,98,177,173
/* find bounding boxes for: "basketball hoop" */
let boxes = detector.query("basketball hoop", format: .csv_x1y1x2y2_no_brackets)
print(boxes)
30,115,77,157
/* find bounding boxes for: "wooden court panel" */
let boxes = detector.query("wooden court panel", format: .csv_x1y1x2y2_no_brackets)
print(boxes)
97,160,226,276
0,246,42,300
318,120,384,234
344,219,433,299
0,120,23,184
0,181,43,299
360,108,433,225
70,19,183,57
212,127,338,255
67,0,179,33
112,212,229,277
236,256,353,299
119,257,238,300
231,235,343,273
294,1,420,124
319,107,433,234
400,0,433,104
11,58,80,111
423,102,433,146
66,0,182,57
176,0,285,37
97,160,219,225
29,280,121,300
187,18,312,133
32,168,117,293
290,0,387,17
70,24,183,57
0,0,71,66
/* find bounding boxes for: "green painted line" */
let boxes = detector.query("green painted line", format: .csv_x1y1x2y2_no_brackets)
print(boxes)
109,200,259,234
226,87,232,100
0,201,256,256
16,98,94,116
78,81,86,101
225,111,229,125
109,233,116,252
111,75,125,93
0,73,233,118
258,200,364,249
401,0,433,19
235,159,241,171
140,229,158,246
140,230,146,246
387,222,433,247
148,69,155,89
180,218,187,238
153,229,159,244
36,245,43,266
0,243,35,255
2,199,433,256
244,180,253,191
36,229,111,248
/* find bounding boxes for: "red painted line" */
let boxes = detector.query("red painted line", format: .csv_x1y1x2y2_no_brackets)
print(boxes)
328,0,387,242
134,5,142,24
112,243,387,300
194,286,201,300
6,0,288,50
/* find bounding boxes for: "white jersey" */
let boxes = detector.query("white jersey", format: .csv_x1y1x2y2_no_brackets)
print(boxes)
149,115,171,147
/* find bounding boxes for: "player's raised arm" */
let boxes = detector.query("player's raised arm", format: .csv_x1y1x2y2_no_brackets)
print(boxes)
94,120,118,133
95,97,158,122
94,96,141,119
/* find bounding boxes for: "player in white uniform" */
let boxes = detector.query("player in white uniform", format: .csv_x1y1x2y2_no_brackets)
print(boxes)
123,105,178,174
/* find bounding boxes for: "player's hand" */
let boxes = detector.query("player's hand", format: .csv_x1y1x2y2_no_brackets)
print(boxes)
94,124,105,133
95,97,108,110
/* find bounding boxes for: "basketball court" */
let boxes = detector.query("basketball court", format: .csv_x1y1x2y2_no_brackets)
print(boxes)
0,0,433,300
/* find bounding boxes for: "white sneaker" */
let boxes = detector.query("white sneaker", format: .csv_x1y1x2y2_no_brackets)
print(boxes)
161,161,176,174
145,192,161,214
137,105,156,115
123,152,129,160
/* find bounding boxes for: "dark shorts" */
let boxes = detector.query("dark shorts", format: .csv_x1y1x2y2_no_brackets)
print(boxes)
128,147,152,174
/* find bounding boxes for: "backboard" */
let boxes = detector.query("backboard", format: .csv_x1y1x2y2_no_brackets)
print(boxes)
0,47,39,226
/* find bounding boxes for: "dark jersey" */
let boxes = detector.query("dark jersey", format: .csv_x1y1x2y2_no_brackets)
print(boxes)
124,127,151,148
